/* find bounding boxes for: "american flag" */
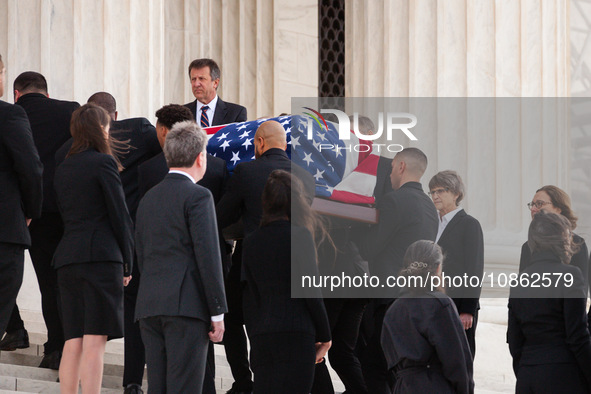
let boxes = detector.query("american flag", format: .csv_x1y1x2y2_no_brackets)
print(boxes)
205,115,379,205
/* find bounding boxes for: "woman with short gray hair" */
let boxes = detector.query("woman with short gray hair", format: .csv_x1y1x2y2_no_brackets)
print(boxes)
428,170,484,359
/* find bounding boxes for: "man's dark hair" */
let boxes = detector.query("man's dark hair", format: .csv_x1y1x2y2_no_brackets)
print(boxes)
155,104,194,129
88,92,117,116
14,71,48,94
187,58,221,81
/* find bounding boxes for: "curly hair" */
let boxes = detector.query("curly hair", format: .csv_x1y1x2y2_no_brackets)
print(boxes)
155,104,194,129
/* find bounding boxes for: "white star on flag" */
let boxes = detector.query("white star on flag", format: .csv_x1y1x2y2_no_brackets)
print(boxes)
236,123,248,131
220,140,231,151
242,138,253,149
302,152,314,166
333,145,343,158
217,132,229,141
317,132,327,141
314,169,325,181
230,151,241,165
312,140,321,150
291,135,300,148
239,130,250,139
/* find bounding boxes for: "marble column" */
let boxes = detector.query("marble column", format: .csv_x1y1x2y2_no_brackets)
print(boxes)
345,0,571,264
0,0,318,313
0,0,318,121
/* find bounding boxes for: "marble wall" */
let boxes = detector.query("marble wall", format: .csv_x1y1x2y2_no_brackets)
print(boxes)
0,0,318,121
344,0,572,260
1,0,318,311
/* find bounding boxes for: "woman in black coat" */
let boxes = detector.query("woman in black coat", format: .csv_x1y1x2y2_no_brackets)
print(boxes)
519,185,589,290
53,104,133,394
381,240,474,394
508,211,591,393
429,170,484,358
242,170,331,393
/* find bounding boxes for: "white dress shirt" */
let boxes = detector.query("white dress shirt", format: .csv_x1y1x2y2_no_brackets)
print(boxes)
196,95,219,125
435,206,463,243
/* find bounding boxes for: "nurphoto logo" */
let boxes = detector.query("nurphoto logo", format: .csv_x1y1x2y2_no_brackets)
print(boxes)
302,107,418,153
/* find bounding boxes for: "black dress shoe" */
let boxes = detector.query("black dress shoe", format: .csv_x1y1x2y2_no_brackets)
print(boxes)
0,329,29,351
124,383,144,394
39,350,61,370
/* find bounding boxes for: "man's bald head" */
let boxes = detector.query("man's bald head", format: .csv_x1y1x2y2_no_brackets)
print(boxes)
88,92,117,121
254,120,287,159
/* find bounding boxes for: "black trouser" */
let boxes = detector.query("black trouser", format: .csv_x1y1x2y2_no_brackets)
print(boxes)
313,298,369,394
360,302,392,394
7,214,64,354
140,316,209,394
5,305,25,332
465,309,478,359
123,265,145,386
123,265,217,392
0,243,25,336
223,241,253,391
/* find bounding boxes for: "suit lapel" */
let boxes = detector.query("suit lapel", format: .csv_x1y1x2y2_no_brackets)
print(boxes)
438,209,466,245
212,99,228,126
188,100,198,120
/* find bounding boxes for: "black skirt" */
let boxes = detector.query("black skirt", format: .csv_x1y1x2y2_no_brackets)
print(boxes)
57,261,124,340
249,332,316,394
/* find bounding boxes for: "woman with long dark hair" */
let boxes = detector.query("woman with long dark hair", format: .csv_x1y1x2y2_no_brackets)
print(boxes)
53,103,133,393
508,211,591,393
241,169,331,393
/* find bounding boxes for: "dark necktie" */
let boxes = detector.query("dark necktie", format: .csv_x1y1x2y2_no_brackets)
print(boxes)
200,105,210,128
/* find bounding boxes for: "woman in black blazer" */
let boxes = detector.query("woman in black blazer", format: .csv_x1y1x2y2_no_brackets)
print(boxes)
53,104,133,394
428,170,484,358
508,211,591,393
519,185,589,291
242,170,331,393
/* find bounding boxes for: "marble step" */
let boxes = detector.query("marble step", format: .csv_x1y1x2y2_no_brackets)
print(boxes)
0,362,133,391
0,373,122,393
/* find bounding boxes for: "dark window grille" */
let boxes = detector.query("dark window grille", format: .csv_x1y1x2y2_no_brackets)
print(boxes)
319,0,345,98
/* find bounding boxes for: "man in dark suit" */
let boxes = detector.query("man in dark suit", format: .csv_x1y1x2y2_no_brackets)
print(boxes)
0,55,43,342
216,120,314,394
135,121,227,393
137,104,229,394
138,104,228,203
358,147,438,394
184,58,247,127
0,71,79,370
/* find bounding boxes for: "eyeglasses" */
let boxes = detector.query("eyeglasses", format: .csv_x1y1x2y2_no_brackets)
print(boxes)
428,188,449,197
527,200,552,210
